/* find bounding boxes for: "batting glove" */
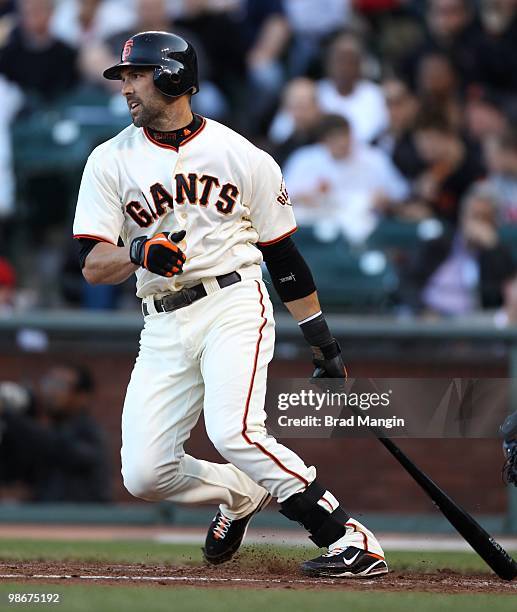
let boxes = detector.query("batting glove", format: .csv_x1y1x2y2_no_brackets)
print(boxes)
130,230,186,277
311,340,348,379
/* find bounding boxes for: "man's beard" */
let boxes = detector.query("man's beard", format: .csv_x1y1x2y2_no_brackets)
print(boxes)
131,104,160,128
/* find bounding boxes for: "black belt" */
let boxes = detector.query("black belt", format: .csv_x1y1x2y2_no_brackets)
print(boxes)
142,271,242,316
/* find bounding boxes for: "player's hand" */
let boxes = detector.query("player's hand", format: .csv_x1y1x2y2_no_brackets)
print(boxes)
130,231,186,277
311,339,348,379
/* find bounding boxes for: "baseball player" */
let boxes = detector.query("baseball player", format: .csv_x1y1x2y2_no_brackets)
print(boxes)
73,31,387,578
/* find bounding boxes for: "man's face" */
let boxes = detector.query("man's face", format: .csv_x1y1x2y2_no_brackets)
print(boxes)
428,0,469,38
20,0,53,37
322,129,351,160
417,54,456,97
383,80,417,132
120,67,168,128
326,37,361,88
284,80,321,131
40,367,78,416
461,196,497,229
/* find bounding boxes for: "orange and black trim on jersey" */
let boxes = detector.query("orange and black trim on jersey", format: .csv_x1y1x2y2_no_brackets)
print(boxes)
73,234,116,244
241,280,310,488
257,227,297,247
143,117,206,151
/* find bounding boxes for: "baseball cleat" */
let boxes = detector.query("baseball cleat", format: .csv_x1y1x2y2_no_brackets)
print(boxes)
302,517,388,578
301,546,388,577
203,491,271,565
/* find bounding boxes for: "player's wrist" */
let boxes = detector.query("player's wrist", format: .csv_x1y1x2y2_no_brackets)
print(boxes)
299,312,336,355
129,236,147,266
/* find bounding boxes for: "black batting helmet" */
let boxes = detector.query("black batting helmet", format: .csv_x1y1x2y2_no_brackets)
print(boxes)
103,31,199,97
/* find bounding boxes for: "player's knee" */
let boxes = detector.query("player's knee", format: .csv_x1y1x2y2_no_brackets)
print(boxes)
122,463,174,501
206,423,248,458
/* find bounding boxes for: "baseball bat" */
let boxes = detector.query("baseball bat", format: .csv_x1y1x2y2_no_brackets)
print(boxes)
377,435,517,581
346,402,517,581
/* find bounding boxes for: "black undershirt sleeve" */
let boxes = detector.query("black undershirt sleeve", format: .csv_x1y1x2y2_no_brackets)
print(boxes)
77,237,124,269
258,236,316,303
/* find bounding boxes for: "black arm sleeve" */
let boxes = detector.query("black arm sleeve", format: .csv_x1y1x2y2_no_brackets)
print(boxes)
76,237,125,269
258,236,316,302
77,238,100,269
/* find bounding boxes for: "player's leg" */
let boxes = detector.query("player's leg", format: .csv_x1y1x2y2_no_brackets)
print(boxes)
120,309,266,516
200,279,386,576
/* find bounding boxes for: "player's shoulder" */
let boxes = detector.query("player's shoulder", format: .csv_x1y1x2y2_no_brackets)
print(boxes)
87,124,141,164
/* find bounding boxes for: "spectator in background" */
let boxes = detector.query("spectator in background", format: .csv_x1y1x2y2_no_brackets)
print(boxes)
399,0,482,92
0,365,111,502
481,131,517,224
404,111,485,224
177,0,290,133
0,74,22,224
464,88,509,143
51,0,136,48
283,0,353,76
0,0,78,102
401,188,515,316
415,51,462,128
316,31,388,143
81,0,228,120
268,78,323,166
494,271,517,328
374,77,424,180
0,256,15,315
283,114,408,243
476,0,517,95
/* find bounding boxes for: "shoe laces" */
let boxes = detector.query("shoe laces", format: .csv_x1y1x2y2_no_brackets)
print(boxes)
323,546,346,558
212,513,233,540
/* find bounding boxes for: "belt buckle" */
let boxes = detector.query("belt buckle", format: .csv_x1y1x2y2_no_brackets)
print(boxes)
154,298,166,313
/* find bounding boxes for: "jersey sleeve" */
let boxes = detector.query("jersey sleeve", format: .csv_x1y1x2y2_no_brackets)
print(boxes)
248,150,297,246
73,149,124,245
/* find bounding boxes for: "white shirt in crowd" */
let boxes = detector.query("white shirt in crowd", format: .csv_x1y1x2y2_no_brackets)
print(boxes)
316,78,389,144
0,77,23,218
284,0,352,37
51,0,137,48
283,142,409,243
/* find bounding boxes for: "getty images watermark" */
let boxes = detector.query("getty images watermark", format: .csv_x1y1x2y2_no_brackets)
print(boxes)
276,388,402,430
265,379,511,438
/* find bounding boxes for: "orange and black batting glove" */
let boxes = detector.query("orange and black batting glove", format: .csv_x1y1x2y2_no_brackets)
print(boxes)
130,231,186,278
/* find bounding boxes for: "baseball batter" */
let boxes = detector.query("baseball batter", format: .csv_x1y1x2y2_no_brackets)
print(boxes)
73,31,387,578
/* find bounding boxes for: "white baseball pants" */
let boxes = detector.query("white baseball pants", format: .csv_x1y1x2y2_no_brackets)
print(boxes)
121,273,317,518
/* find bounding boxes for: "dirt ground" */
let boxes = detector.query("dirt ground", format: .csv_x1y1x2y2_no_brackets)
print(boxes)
2,558,516,594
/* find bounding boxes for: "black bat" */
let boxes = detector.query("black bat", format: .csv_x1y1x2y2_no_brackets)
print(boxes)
377,435,517,581
313,373,517,580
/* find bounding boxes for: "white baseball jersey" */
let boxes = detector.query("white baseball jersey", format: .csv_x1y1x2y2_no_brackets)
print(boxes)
73,116,296,298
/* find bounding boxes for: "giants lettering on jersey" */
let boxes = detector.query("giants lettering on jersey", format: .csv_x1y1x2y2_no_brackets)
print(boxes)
126,173,239,228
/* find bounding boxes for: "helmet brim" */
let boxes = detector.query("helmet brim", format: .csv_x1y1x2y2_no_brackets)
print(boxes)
103,62,158,80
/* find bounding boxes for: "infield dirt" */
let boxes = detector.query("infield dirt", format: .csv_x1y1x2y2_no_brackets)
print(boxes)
2,557,516,595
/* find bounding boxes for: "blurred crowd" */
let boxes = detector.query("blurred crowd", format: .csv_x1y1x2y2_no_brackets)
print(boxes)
1,0,517,318
0,364,111,502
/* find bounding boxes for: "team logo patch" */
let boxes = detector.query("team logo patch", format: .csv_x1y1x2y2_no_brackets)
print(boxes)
277,179,291,206
122,39,134,62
